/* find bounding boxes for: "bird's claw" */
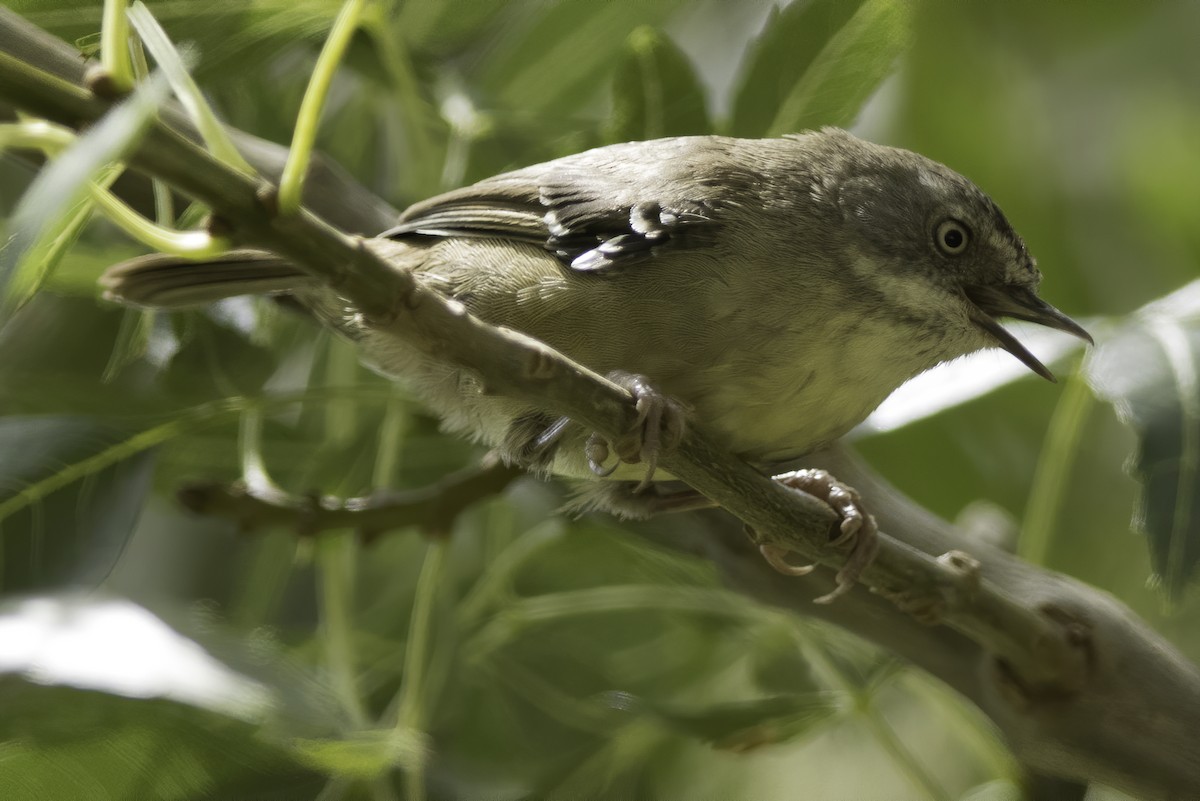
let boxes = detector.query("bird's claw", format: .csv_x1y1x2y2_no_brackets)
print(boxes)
585,435,619,477
758,544,815,576
587,372,687,491
762,468,880,604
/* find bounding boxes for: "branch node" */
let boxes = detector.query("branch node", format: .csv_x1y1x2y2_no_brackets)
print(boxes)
83,64,125,100
349,236,419,325
1038,603,1095,686
937,549,982,596
205,213,236,241
296,490,324,538
255,182,280,219
523,344,559,380
177,480,223,516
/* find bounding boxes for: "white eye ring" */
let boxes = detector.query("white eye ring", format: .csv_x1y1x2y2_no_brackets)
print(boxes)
935,219,970,255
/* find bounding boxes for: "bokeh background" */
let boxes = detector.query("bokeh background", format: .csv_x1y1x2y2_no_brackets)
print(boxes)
2,1,1199,799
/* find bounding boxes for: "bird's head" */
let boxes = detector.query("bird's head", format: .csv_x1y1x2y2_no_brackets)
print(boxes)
821,129,1091,380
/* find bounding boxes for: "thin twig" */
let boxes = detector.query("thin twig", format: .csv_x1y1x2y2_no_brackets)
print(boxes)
177,457,525,540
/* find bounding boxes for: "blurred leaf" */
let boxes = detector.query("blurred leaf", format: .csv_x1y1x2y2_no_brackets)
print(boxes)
475,0,687,116
0,74,170,321
102,307,157,382
127,1,251,172
397,0,507,56
0,595,272,717
291,729,425,779
0,595,330,799
860,325,1089,436
162,301,279,399
804,626,902,695
605,689,841,753
0,416,155,592
168,3,339,81
607,26,710,142
729,0,866,137
0,688,307,801
1,164,117,317
1086,280,1200,599
765,0,912,136
0,294,168,417
958,780,1024,801
747,621,817,695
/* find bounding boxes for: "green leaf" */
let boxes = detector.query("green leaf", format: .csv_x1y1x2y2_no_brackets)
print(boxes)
729,0,867,138
127,1,252,172
607,26,710,143
0,416,155,592
861,325,1088,436
762,0,913,136
0,73,170,321
0,595,334,799
1086,281,1200,599
475,0,687,117
291,729,426,779
0,163,120,316
605,690,841,752
397,0,508,56
0,595,273,717
748,621,819,694
958,780,1025,801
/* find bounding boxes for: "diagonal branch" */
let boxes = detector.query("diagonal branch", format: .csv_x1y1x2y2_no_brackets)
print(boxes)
0,8,398,234
0,47,1078,693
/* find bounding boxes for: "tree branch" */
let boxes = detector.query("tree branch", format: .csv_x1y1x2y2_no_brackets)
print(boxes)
2,14,1198,798
179,457,523,540
0,8,398,234
0,47,1078,688
674,446,1200,799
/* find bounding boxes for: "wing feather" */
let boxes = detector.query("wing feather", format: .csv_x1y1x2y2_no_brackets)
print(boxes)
383,138,728,272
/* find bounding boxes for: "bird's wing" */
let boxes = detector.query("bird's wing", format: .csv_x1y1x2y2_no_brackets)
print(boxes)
382,139,727,273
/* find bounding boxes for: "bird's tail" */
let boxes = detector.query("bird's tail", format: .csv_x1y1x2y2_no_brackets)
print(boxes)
99,250,313,308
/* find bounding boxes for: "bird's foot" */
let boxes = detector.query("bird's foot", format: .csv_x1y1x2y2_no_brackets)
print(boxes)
565,479,716,519
759,468,880,604
586,371,688,491
501,411,573,473
873,550,981,624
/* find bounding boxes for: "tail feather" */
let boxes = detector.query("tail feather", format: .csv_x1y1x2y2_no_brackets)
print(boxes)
100,250,311,308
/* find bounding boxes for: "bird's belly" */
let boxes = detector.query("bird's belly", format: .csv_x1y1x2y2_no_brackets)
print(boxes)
672,315,941,464
686,364,884,463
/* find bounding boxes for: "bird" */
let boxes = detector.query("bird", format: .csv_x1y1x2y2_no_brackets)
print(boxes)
100,127,1091,599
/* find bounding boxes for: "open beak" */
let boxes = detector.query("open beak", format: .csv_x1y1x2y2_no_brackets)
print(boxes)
963,284,1093,382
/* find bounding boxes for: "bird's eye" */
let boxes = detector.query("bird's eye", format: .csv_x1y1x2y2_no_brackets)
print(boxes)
935,219,970,256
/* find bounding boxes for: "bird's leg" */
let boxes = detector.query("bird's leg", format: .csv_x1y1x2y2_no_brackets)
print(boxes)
565,478,717,519
758,468,880,604
586,371,688,491
501,411,573,473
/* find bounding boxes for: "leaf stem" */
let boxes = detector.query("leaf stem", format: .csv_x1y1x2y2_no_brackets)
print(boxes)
88,181,230,256
126,1,254,173
0,120,228,257
803,640,950,801
857,700,952,801
127,35,174,225
100,0,134,92
1019,367,1095,565
393,539,447,801
0,385,401,527
278,0,369,215
317,530,369,726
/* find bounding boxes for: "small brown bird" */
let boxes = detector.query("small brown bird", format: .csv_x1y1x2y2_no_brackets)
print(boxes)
102,128,1091,599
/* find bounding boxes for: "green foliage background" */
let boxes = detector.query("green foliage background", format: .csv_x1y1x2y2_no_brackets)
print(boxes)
2,1,1199,799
